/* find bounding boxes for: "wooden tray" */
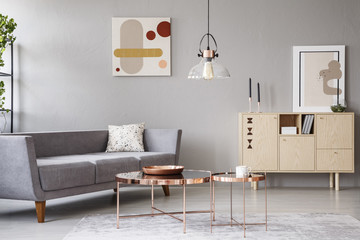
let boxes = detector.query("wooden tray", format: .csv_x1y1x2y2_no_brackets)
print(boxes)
143,165,184,175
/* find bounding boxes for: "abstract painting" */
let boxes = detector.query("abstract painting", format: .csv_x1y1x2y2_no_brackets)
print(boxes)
112,18,171,76
293,45,345,112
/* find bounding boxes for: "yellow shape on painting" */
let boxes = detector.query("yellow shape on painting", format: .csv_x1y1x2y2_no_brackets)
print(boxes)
114,48,163,58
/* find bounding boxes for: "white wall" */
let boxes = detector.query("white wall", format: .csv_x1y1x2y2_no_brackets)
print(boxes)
2,0,360,187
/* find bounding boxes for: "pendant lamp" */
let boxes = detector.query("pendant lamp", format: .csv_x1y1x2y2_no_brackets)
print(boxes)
188,0,230,80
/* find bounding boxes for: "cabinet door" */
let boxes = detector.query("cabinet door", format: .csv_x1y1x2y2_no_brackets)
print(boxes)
279,137,315,171
317,149,353,171
242,114,278,171
316,115,353,149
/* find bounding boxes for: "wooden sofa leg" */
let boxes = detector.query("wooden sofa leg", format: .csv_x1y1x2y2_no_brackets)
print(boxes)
162,185,170,196
35,201,46,223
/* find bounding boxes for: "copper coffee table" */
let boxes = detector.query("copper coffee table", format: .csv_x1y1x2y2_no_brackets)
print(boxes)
211,172,267,238
115,169,211,233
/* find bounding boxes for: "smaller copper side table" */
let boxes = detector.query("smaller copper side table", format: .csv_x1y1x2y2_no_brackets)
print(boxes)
115,169,211,234
211,172,267,238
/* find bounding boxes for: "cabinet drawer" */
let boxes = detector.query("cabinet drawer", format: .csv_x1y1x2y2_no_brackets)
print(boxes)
317,149,353,171
280,137,315,171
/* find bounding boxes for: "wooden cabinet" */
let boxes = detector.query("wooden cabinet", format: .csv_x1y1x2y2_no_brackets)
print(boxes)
280,136,315,171
241,114,278,171
239,112,354,190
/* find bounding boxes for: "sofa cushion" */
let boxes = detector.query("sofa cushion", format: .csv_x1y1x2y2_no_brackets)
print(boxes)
90,152,176,183
37,152,175,187
91,152,176,168
106,123,145,152
38,154,140,186
37,160,96,191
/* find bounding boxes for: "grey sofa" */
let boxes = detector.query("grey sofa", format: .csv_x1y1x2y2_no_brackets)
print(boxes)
0,129,182,223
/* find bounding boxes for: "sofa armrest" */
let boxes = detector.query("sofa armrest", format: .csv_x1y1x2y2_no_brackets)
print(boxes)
143,129,182,165
0,136,45,201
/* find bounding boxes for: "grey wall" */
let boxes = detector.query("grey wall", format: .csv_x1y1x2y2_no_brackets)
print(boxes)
2,0,360,187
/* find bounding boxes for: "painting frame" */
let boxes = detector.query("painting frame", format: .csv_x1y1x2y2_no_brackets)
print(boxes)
292,45,345,112
112,17,171,77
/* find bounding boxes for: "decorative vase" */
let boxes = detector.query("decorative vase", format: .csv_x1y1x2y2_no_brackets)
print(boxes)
0,114,7,133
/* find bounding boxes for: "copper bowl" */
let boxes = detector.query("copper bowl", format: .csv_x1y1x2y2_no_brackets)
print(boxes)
143,174,184,180
142,165,184,175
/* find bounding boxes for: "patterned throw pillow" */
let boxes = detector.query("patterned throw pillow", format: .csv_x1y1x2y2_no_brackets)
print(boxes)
106,123,145,152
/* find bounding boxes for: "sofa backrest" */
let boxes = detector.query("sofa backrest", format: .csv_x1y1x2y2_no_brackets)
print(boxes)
13,130,109,158
11,129,182,160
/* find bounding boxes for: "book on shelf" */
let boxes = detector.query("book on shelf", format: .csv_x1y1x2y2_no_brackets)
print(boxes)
302,114,314,134
302,115,309,134
306,115,314,134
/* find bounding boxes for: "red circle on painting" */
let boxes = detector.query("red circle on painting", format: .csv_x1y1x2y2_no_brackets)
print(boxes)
146,31,156,40
116,68,120,72
157,21,171,37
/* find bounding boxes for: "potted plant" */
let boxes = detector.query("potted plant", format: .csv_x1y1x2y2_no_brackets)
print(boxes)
0,13,17,133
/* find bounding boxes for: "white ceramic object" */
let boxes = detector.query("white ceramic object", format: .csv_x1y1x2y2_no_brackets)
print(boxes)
236,166,251,178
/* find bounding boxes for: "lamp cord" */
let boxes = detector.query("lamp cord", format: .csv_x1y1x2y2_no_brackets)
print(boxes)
207,0,210,49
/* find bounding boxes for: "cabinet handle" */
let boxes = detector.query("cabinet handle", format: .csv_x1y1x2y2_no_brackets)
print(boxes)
334,152,338,154
274,117,277,119
319,117,324,119
283,139,286,141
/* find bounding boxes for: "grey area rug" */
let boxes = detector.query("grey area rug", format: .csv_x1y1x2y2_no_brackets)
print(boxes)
63,213,360,240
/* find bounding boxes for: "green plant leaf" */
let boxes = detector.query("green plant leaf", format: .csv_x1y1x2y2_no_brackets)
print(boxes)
0,14,17,68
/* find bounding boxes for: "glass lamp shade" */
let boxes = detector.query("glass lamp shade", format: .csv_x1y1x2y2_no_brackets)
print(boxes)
188,58,230,80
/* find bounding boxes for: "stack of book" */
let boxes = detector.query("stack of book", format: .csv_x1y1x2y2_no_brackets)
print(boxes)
302,115,314,134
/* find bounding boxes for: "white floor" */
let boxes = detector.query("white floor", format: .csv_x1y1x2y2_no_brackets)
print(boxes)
1,186,360,240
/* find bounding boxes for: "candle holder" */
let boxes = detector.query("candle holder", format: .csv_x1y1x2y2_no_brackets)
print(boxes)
257,102,261,113
248,97,252,112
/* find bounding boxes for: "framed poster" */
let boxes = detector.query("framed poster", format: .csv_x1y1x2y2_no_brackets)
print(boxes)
293,45,345,112
112,17,171,76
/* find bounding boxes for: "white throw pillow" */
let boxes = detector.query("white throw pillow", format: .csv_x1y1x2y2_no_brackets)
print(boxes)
106,123,145,152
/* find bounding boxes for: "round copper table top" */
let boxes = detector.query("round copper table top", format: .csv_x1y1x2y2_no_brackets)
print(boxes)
212,172,265,183
116,169,211,185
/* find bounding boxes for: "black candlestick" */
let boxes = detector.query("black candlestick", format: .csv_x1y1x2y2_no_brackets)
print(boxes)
337,79,339,105
249,78,252,98
257,82,260,112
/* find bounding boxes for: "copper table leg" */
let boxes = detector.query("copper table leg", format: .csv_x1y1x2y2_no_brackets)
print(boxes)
210,173,213,233
116,182,120,229
265,172,267,231
243,181,246,238
230,182,233,227
183,183,186,234
212,180,215,221
230,169,233,227
151,184,154,216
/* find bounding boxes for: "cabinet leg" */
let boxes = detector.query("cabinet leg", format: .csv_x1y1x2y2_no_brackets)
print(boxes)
251,182,254,188
253,181,258,190
335,173,340,191
329,173,334,188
